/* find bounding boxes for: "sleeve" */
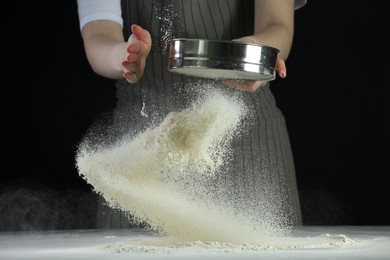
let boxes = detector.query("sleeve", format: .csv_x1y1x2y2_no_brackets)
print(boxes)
295,0,307,10
77,0,123,31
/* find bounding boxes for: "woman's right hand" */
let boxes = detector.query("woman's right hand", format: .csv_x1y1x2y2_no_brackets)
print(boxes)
122,25,152,83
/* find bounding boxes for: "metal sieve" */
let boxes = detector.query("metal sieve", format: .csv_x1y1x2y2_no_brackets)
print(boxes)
167,38,279,81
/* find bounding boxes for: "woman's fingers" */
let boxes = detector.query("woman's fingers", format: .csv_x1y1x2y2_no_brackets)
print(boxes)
275,59,287,78
122,25,152,83
131,24,152,47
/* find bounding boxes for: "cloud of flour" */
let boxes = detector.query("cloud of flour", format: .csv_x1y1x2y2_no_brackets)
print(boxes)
76,83,289,243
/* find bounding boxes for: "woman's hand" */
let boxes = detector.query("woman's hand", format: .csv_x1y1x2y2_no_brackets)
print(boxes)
221,59,287,91
122,25,152,83
221,36,287,92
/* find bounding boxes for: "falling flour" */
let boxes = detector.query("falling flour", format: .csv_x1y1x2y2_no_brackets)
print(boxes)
76,87,355,252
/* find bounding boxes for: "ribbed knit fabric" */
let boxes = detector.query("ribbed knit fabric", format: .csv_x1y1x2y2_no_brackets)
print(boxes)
96,0,302,229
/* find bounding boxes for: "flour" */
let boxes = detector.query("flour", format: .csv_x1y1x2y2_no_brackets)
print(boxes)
154,2,178,53
102,233,356,253
140,101,148,118
76,86,355,252
77,88,271,243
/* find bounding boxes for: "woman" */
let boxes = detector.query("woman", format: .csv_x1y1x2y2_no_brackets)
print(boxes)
77,0,306,229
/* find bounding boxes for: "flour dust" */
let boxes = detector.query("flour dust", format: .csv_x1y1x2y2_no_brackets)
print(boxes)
76,85,354,250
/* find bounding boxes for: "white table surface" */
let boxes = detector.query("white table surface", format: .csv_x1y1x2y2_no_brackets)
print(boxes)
1,226,389,259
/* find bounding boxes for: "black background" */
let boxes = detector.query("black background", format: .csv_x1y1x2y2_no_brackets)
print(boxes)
2,1,387,230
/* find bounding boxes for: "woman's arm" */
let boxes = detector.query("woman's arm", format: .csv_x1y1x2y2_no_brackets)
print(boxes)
81,20,151,83
81,20,126,79
252,0,295,61
222,0,295,91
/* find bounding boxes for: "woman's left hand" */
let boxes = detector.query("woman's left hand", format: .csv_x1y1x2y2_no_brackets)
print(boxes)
221,59,286,92
221,36,287,92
